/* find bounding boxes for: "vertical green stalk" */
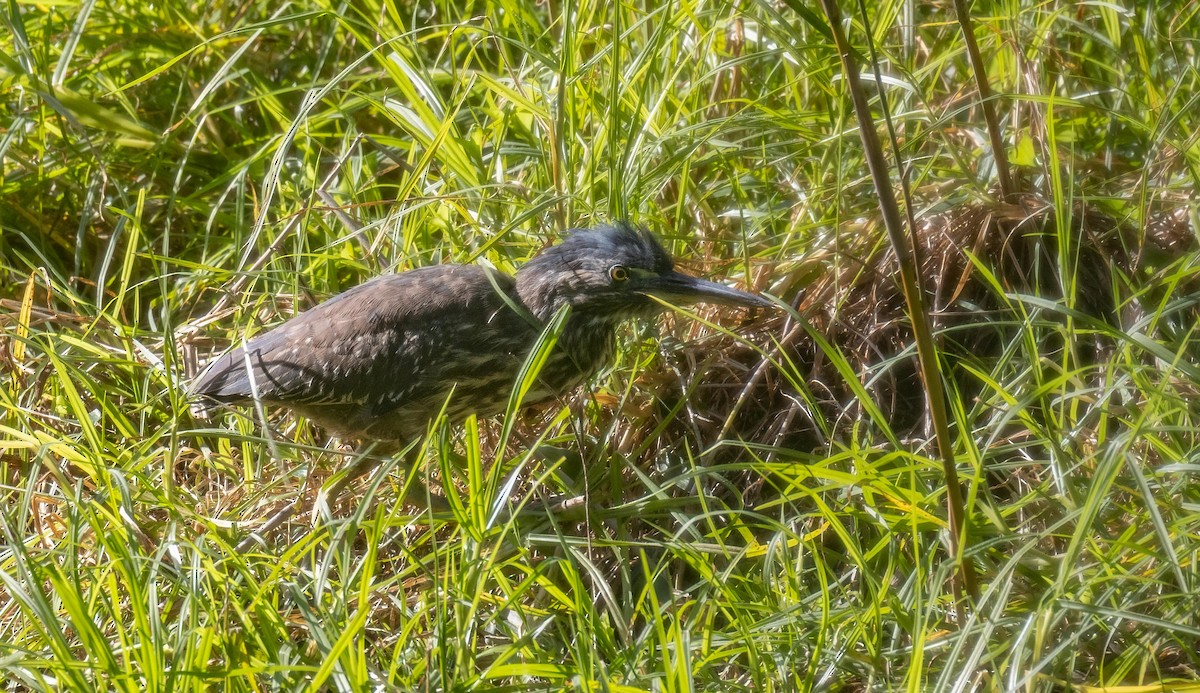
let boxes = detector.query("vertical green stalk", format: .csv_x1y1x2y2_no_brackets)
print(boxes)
553,0,577,229
953,0,1016,200
816,0,979,615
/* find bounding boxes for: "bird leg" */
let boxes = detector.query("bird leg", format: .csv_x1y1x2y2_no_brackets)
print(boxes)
233,442,446,552
311,443,451,521
507,437,590,514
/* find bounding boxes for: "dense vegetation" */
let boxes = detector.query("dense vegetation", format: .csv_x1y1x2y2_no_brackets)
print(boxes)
2,0,1199,689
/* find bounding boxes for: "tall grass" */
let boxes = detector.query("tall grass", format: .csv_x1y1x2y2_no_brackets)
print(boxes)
2,0,1199,689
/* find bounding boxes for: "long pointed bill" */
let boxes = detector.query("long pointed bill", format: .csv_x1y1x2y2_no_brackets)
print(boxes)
642,271,773,308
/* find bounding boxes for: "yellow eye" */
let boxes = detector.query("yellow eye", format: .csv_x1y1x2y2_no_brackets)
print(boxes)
609,265,630,282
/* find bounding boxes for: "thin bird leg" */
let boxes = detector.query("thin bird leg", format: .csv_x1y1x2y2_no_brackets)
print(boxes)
312,444,451,521
234,444,446,552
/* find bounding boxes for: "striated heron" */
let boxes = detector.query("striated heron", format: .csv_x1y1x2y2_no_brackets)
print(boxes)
193,223,769,437
193,223,768,544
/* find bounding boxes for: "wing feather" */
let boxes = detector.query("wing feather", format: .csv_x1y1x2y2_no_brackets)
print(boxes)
191,265,534,408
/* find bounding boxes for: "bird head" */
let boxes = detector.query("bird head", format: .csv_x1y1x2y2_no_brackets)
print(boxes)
516,223,771,321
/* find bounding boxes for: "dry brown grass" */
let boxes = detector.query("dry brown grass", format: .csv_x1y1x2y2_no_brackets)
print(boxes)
668,196,1197,457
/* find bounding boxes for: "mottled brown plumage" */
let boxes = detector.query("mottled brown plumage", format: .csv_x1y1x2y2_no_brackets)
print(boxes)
192,223,769,440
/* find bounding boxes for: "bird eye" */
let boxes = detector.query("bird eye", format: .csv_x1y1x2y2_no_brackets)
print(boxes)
609,265,629,282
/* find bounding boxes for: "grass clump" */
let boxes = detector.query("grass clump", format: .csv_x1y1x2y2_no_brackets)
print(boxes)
2,0,1200,690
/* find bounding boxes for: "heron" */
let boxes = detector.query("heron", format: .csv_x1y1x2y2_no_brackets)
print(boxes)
192,223,769,545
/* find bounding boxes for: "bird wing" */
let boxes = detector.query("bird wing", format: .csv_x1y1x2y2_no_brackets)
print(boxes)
191,265,535,409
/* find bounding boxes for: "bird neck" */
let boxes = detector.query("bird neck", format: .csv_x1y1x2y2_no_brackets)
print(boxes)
515,265,573,321
513,264,638,391
543,311,620,389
